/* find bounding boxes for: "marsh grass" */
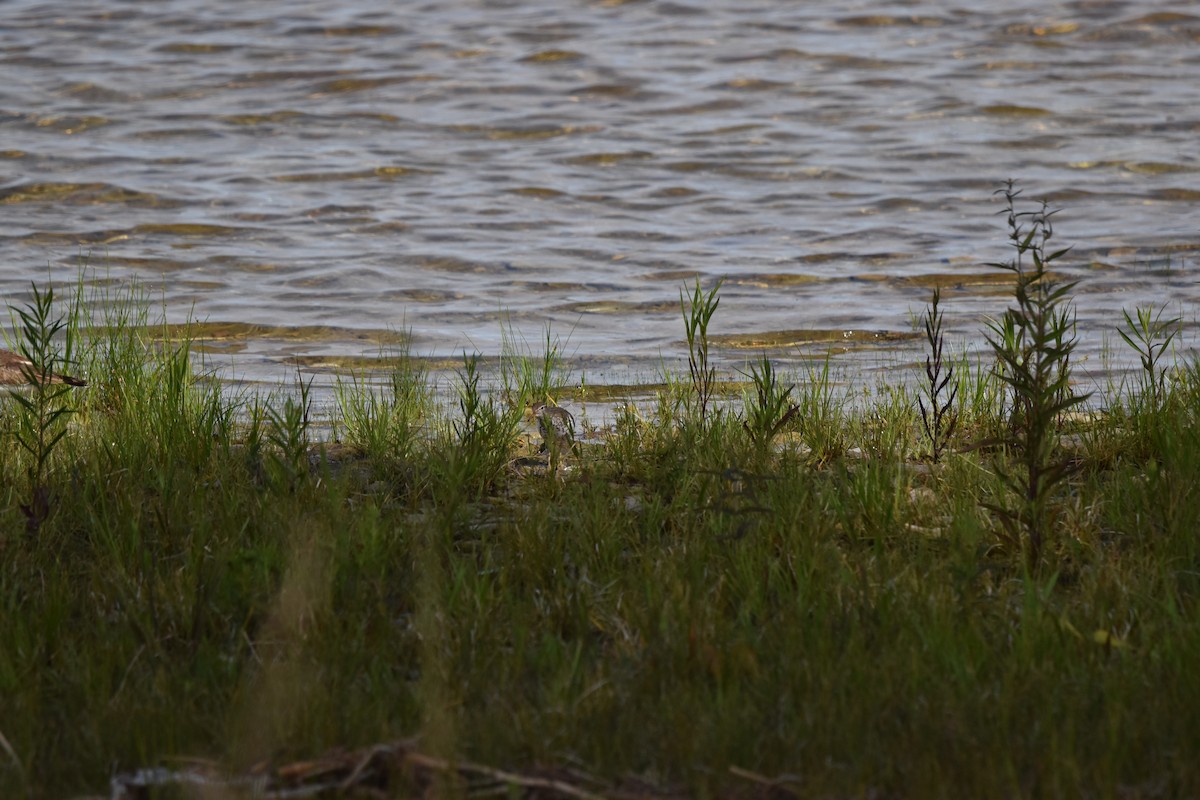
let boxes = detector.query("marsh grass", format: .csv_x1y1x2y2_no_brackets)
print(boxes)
441,352,522,496
4,212,1200,798
795,354,846,462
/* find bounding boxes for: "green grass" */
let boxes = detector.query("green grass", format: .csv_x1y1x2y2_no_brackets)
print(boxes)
3,191,1200,798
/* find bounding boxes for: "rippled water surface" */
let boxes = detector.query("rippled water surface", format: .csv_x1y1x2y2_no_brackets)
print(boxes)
3,0,1198,391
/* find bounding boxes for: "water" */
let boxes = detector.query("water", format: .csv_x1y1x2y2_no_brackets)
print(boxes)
2,0,1198,395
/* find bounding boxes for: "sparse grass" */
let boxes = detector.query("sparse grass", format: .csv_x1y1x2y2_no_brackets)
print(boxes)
3,195,1200,799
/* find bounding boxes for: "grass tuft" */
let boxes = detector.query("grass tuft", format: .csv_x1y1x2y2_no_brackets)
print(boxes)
680,277,723,425
1118,303,1180,411
740,352,801,451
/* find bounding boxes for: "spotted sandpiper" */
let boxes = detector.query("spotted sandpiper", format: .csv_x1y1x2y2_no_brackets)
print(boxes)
530,400,575,452
0,347,87,387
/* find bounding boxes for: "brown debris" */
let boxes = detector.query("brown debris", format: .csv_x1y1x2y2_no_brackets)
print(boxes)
109,740,625,800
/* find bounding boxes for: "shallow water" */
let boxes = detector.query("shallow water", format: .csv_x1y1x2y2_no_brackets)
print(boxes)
2,0,1198,397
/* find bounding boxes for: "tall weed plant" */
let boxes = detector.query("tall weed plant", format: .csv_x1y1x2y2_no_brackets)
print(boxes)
680,278,723,425
6,283,84,533
982,181,1091,570
917,287,958,463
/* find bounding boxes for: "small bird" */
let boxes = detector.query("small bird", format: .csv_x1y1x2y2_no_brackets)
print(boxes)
530,400,575,452
0,347,87,387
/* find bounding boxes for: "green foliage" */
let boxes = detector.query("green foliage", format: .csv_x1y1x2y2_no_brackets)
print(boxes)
1118,303,1180,410
917,287,958,462
859,382,916,460
796,355,845,462
438,352,521,496
500,321,570,410
982,181,1092,571
955,350,1005,437
740,353,801,449
335,346,430,463
265,369,315,491
680,277,723,424
6,283,80,533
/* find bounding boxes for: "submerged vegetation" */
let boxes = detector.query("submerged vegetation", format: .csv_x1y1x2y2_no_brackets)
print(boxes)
3,187,1200,798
